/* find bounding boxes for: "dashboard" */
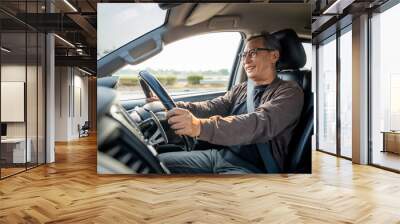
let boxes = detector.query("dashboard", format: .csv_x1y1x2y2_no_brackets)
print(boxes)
97,87,170,174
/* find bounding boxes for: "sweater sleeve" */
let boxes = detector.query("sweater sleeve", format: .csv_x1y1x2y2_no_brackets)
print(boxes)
198,83,304,146
175,84,242,118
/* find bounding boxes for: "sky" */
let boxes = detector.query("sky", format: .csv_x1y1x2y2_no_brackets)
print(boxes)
123,33,242,72
97,3,166,59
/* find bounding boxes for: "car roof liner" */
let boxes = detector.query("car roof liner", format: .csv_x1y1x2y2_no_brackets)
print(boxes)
184,3,228,26
158,3,181,10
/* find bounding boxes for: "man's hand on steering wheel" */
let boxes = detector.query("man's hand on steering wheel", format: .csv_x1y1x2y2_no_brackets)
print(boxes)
146,95,159,103
139,70,198,151
167,108,201,137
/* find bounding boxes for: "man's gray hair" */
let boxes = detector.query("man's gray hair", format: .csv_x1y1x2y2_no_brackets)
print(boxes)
247,32,281,53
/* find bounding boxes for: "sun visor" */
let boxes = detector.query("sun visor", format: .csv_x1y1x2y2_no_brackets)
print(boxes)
208,16,240,29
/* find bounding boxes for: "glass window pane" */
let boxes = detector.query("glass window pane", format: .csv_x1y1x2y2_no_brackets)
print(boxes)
113,32,241,101
1,30,27,177
371,3,400,171
317,37,337,154
0,1,46,179
97,3,167,59
339,29,352,158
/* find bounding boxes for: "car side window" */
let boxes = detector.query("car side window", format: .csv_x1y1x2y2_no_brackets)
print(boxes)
302,42,312,70
113,32,242,100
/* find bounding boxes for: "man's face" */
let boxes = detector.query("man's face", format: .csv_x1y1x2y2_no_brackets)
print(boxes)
242,37,279,82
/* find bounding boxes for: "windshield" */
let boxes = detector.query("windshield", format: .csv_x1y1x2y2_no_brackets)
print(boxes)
113,32,242,101
97,3,167,59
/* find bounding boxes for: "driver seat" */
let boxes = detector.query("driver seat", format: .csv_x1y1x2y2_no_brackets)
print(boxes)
273,29,313,173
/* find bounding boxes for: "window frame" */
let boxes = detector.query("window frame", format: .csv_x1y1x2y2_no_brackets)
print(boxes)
315,22,353,161
0,1,47,180
368,0,400,173
338,24,353,159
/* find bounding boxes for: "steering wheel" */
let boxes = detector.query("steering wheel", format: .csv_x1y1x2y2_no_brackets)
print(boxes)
138,70,197,151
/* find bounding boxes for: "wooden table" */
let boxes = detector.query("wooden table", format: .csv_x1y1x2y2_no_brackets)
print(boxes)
381,131,400,154
1,138,31,164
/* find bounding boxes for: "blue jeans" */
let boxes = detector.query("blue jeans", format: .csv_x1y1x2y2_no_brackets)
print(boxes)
158,149,263,174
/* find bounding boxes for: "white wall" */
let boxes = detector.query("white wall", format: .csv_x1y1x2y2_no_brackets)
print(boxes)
55,67,69,141
1,65,26,136
46,33,55,163
1,63,46,164
352,14,369,164
54,67,89,141
1,65,34,138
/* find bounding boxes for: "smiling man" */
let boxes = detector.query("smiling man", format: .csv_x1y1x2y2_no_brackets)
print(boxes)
159,33,304,174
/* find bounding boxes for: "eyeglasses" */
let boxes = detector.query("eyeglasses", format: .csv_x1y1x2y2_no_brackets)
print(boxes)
239,48,274,60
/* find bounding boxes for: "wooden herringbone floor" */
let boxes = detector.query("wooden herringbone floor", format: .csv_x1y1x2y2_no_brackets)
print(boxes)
1,135,400,224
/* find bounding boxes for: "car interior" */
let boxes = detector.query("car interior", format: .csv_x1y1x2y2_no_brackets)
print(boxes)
97,3,312,174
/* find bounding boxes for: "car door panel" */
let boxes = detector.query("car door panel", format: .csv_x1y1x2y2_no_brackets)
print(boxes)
121,90,226,112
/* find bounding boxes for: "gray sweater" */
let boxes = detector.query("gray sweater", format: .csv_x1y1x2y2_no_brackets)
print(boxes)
176,77,304,171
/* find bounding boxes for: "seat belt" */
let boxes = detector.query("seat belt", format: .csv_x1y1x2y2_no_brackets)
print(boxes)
247,80,281,173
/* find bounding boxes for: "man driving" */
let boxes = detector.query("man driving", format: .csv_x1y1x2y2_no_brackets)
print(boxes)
159,33,304,174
